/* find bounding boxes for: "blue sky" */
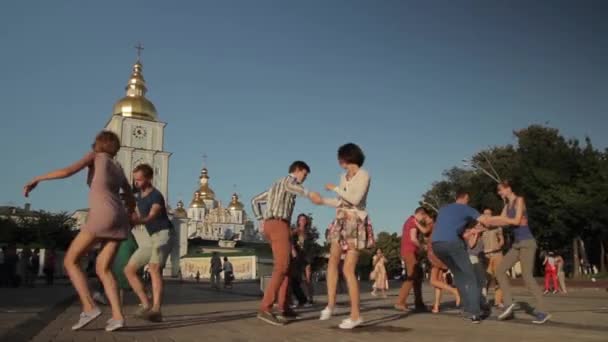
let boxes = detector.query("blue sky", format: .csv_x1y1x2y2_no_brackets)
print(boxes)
1,1,606,236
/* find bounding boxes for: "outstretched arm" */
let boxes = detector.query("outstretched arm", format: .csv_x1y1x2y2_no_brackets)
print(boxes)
481,199,525,227
24,152,95,197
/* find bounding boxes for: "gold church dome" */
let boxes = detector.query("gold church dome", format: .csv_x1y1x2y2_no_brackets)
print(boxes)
190,191,205,208
112,58,158,121
113,96,157,121
198,168,216,200
227,193,244,211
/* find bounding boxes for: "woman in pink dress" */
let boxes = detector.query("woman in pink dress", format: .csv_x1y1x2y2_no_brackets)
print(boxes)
24,131,135,332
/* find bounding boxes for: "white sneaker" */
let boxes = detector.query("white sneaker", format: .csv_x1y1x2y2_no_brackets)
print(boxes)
93,292,107,305
105,318,124,332
339,317,363,329
72,307,102,330
319,307,334,321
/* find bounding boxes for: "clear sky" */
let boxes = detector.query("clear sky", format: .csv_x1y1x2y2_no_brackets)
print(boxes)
1,1,606,236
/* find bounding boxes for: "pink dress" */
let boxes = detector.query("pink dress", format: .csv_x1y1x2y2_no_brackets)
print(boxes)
81,152,130,240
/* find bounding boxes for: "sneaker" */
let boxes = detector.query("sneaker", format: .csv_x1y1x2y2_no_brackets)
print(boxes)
339,317,363,329
496,303,505,309
498,303,516,321
143,310,163,322
471,315,482,324
393,304,408,312
134,305,151,319
277,309,300,320
552,290,558,295
532,312,551,324
105,319,124,332
371,291,377,297
303,302,313,308
543,290,549,295
71,307,102,330
92,292,107,305
257,311,286,326
319,307,334,321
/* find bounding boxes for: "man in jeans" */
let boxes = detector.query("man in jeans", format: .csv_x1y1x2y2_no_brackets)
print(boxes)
431,191,498,323
125,164,173,322
395,207,429,312
251,161,322,326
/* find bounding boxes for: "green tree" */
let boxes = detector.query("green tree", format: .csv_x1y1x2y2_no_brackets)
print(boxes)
421,125,608,277
0,211,74,249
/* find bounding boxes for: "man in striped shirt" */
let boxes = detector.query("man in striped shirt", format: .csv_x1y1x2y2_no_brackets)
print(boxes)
252,161,322,326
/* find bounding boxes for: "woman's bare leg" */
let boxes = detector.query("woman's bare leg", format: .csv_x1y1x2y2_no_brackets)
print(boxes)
343,249,360,320
96,240,123,320
430,267,460,306
326,241,342,310
63,231,98,312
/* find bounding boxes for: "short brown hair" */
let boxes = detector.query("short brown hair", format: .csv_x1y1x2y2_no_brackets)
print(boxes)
455,189,470,200
289,161,311,174
338,143,365,166
93,131,121,156
134,163,154,179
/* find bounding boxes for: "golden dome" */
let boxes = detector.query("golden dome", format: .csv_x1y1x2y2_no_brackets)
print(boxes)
227,193,244,211
198,168,215,200
190,191,205,208
112,60,157,121
174,200,188,218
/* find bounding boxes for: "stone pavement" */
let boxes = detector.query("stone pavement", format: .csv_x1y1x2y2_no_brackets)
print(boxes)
0,280,75,341
24,280,608,342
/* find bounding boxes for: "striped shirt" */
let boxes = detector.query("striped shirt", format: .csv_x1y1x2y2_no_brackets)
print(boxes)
251,174,309,222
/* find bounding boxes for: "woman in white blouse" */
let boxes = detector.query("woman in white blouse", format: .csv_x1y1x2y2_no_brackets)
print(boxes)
319,143,372,329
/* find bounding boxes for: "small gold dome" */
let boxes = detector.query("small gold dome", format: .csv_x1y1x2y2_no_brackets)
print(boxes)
174,200,188,218
190,191,205,208
227,193,244,211
112,60,157,121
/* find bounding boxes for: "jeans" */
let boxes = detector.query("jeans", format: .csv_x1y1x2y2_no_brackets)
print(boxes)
433,240,481,316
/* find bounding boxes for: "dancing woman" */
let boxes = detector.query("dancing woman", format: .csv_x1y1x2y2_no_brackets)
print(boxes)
494,181,551,324
24,131,135,332
292,213,315,306
319,143,371,329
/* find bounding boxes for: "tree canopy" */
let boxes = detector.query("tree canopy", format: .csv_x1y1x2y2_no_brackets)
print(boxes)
421,125,608,274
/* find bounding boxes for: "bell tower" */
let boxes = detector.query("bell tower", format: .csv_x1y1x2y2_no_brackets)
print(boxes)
104,44,171,200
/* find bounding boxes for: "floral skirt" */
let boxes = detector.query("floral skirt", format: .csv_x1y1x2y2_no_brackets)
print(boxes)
327,214,374,252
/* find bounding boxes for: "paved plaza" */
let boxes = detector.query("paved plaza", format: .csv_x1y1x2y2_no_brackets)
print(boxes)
2,280,607,342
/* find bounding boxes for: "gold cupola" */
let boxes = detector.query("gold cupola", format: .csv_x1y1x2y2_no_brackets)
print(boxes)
112,49,158,121
190,191,205,208
227,193,244,211
197,168,216,200
174,200,188,218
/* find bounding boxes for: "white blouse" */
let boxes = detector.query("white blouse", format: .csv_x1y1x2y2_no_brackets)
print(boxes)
322,168,370,220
